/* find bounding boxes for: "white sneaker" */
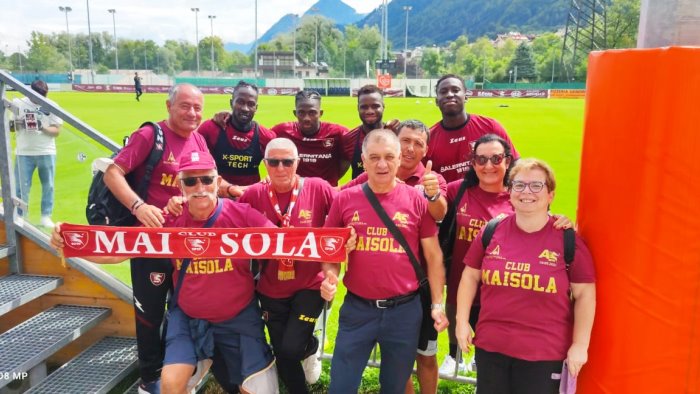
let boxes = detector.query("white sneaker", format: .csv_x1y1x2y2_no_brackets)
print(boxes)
40,216,54,228
439,355,468,376
466,355,477,372
302,341,322,384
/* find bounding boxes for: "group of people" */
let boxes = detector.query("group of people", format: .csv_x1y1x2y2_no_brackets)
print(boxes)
47,73,596,394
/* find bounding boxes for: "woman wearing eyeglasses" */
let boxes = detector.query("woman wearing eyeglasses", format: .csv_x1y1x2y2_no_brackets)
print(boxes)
439,135,571,376
455,158,596,394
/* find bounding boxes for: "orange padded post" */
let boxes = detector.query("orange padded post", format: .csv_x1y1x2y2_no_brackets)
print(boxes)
577,47,700,393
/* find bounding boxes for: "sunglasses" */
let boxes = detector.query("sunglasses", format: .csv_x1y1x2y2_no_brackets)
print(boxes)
265,158,296,167
473,153,507,166
511,181,545,193
181,176,216,187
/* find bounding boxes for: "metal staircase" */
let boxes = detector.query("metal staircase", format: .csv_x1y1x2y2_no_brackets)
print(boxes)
0,71,139,393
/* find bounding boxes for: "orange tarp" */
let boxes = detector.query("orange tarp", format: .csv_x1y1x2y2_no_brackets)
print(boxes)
577,47,700,393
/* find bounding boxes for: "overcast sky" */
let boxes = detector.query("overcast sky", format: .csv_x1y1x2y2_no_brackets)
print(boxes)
0,0,377,53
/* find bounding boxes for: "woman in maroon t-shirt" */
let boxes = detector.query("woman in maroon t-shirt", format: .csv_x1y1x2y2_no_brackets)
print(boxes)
456,158,596,394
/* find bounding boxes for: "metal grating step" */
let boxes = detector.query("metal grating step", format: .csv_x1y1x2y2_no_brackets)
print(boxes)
0,274,63,316
0,304,111,389
123,380,140,394
0,245,15,259
26,336,137,394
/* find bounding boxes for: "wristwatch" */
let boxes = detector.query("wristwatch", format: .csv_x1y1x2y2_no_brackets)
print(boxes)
430,303,445,311
424,190,440,202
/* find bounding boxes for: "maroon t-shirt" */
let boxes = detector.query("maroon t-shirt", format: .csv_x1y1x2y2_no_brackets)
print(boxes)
425,115,519,183
271,122,349,186
113,121,208,209
197,119,276,186
165,198,276,323
343,162,447,196
239,177,336,298
342,125,369,178
464,215,596,361
445,183,512,305
325,183,437,299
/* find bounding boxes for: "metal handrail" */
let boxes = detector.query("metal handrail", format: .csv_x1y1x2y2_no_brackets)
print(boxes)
0,70,131,302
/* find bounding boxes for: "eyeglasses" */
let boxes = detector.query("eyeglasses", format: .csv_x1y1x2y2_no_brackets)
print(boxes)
511,181,545,193
181,176,216,187
473,153,507,166
265,158,296,167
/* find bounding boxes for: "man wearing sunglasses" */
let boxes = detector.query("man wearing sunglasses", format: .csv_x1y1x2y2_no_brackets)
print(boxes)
272,90,349,186
54,149,280,393
425,74,520,183
199,81,276,199
238,138,339,393
103,83,209,394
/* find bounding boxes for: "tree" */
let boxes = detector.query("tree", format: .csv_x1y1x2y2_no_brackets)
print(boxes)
606,0,640,48
508,43,537,81
531,32,563,82
420,48,445,78
25,32,70,72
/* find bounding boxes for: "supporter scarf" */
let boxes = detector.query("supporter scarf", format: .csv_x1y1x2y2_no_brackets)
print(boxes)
59,223,350,262
268,175,302,281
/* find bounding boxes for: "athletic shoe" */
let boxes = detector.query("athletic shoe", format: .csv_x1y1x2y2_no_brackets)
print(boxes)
138,378,161,394
302,341,322,384
438,355,467,376
40,216,54,228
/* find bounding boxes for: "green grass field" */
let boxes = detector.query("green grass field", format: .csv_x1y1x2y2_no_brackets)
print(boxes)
9,91,584,392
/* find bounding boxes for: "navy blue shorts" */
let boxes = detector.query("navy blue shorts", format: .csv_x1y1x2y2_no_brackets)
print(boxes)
164,300,272,385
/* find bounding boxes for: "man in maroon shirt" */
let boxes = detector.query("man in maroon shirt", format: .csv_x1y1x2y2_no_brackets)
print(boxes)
198,81,276,198
103,83,208,393
272,90,349,186
425,74,519,183
343,85,396,179
320,129,448,393
239,138,337,393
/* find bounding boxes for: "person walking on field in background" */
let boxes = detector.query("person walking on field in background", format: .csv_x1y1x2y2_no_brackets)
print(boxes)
272,90,349,187
9,79,62,228
199,81,276,199
134,72,143,101
103,83,208,394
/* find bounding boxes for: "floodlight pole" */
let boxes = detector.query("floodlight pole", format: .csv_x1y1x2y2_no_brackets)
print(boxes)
254,0,258,78
59,6,73,74
208,15,216,72
108,9,118,71
86,0,95,83
191,8,200,75
403,6,412,78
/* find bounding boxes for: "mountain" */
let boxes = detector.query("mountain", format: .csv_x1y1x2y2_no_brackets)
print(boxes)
224,0,365,53
302,0,366,25
357,0,570,48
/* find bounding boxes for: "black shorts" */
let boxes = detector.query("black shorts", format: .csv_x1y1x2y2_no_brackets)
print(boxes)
417,301,438,356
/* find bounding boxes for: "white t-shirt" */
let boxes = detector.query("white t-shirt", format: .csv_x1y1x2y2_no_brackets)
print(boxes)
11,97,63,156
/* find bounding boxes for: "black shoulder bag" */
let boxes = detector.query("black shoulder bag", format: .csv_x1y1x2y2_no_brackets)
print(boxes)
438,177,470,275
361,183,431,307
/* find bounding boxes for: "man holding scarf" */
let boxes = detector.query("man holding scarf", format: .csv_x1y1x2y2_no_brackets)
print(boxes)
239,138,339,393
